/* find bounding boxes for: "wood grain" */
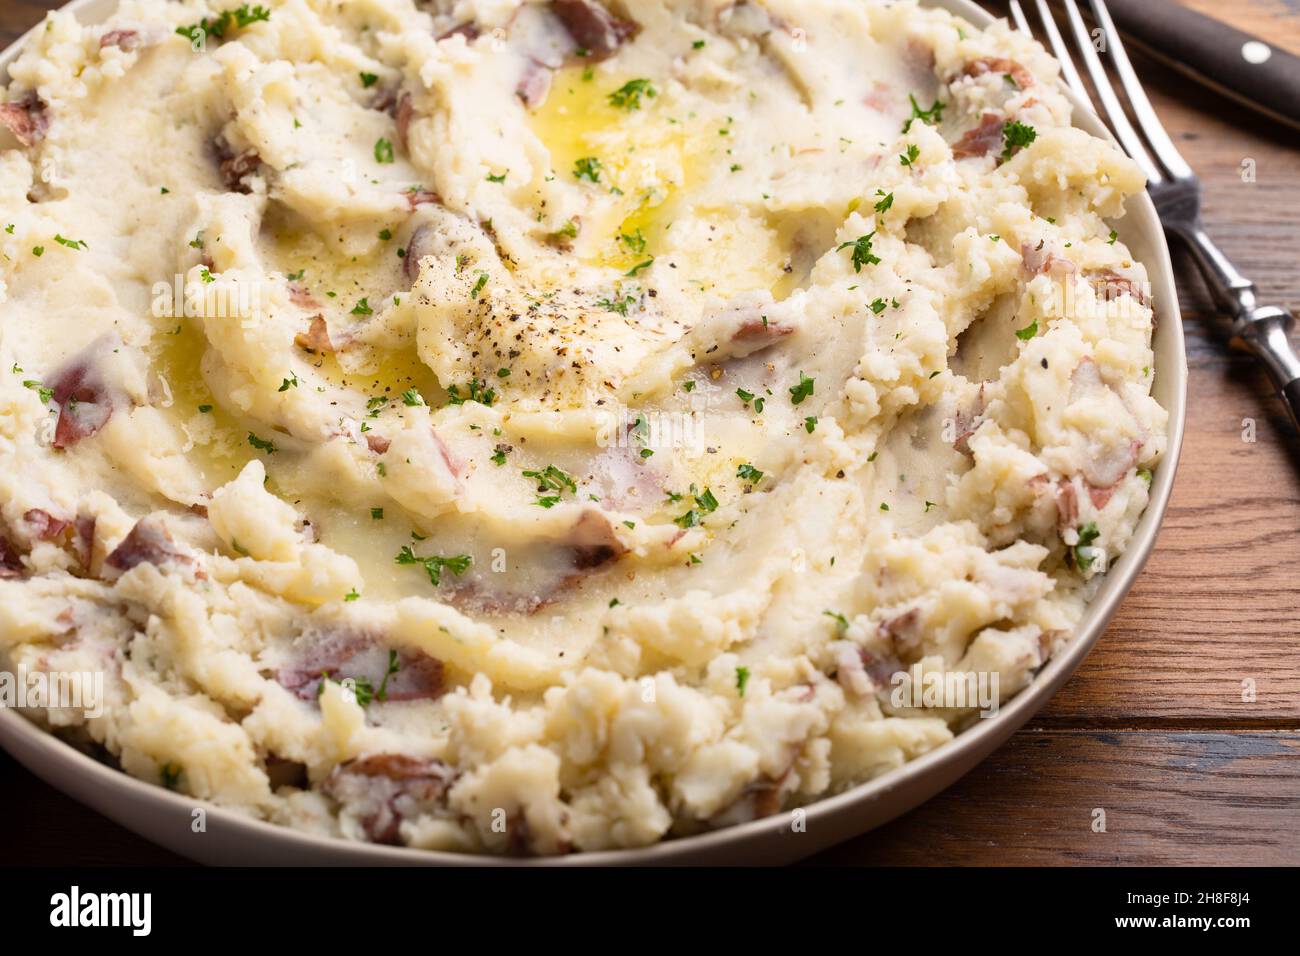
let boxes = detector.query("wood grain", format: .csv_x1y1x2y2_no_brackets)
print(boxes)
812,731,1300,866
1,0,1298,866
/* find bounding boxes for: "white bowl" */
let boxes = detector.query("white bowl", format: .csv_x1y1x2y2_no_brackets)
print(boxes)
0,0,1187,865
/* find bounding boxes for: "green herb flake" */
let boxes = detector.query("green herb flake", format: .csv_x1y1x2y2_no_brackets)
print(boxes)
574,156,603,182
836,232,880,273
247,432,277,454
1074,521,1102,571
608,78,657,110
1001,120,1037,162
789,371,815,406
395,546,472,587
824,610,850,635
902,93,945,133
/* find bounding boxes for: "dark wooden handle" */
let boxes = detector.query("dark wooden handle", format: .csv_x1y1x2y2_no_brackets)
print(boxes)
1104,0,1300,131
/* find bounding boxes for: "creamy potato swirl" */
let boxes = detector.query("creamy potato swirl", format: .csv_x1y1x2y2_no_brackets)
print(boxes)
0,0,1166,854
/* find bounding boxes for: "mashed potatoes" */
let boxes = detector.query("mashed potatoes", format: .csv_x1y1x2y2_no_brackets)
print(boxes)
0,0,1166,855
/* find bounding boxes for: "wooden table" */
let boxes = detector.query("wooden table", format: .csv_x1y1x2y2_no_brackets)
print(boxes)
1,0,1297,867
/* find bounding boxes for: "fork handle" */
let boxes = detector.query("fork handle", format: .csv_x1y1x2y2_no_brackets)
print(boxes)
1172,225,1300,434
1105,0,1300,132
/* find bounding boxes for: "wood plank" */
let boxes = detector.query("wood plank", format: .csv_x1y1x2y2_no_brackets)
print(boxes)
809,731,1300,865
1038,20,1300,724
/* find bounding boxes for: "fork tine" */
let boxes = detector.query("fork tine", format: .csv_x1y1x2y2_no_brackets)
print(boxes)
1057,0,1165,184
1088,0,1193,181
1030,0,1093,105
1007,0,1032,36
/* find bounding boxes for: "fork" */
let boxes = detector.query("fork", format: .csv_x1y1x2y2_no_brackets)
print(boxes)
1005,0,1300,434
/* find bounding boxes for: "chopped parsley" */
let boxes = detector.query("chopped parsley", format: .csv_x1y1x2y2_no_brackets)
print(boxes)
395,546,472,587
359,72,379,88
375,650,402,701
176,4,270,45
837,232,880,273
789,371,815,405
523,464,577,507
598,293,637,316
620,229,647,254
736,388,765,413
1074,521,1102,571
446,379,496,407
247,432,277,454
351,297,373,316
900,143,920,166
53,234,86,250
873,190,894,214
401,389,424,407
902,94,945,133
1001,120,1037,162
824,610,850,635
673,486,718,528
550,218,580,243
486,171,507,184
22,380,53,404
608,78,656,110
625,258,654,277
736,463,764,484
804,415,818,433
574,156,603,182
374,137,395,164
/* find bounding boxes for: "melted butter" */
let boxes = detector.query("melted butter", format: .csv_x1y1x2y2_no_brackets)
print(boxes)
303,501,419,602
529,68,795,297
307,344,445,407
149,326,254,488
267,208,400,307
530,67,707,272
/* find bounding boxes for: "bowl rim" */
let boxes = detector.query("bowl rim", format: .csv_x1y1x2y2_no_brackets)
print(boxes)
0,0,1187,865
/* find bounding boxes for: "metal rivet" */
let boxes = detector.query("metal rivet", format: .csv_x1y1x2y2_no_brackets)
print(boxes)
1241,41,1272,65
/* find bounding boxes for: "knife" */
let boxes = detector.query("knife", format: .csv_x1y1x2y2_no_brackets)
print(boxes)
1102,0,1300,132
